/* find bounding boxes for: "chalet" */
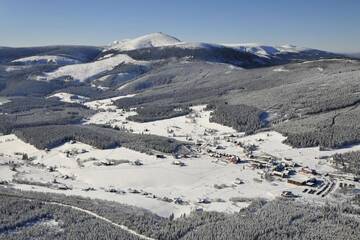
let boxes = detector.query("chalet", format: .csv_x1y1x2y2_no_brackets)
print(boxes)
251,162,266,169
288,178,307,186
161,197,173,203
195,140,204,146
100,160,115,166
106,188,126,194
207,149,214,153
133,160,143,166
47,166,57,172
174,197,186,205
156,154,166,159
300,167,317,175
250,159,268,169
284,161,298,168
172,160,186,167
272,163,285,172
227,155,241,164
0,180,9,185
258,155,273,162
55,184,72,190
128,188,140,194
272,170,289,178
234,178,244,185
61,174,73,180
198,198,211,204
146,193,157,199
195,207,204,212
141,191,149,196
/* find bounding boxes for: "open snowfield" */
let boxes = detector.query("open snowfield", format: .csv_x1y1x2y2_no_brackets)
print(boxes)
0,97,10,106
1,97,359,218
42,54,149,82
5,65,32,72
11,55,81,65
47,92,89,103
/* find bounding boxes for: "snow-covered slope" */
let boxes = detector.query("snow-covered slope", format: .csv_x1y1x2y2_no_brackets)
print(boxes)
108,32,181,51
12,55,81,65
223,43,309,58
171,42,224,49
171,42,309,56
43,54,148,82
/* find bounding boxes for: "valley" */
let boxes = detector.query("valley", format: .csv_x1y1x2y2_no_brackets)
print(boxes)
0,32,359,239
0,96,359,218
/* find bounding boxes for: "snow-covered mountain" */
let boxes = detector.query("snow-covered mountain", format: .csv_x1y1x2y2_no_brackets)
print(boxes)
108,32,181,51
100,33,342,69
0,45,102,64
107,32,336,59
0,32,345,92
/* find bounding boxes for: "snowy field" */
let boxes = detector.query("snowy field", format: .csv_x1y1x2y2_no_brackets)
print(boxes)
47,92,89,104
11,55,81,65
41,54,149,82
0,96,359,218
0,97,10,106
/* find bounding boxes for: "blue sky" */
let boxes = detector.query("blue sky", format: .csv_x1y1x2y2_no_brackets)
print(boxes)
0,0,359,52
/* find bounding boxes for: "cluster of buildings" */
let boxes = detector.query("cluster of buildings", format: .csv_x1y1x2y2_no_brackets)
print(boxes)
246,153,323,190
206,149,241,164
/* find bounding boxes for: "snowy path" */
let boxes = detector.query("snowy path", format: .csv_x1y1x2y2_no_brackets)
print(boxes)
0,192,155,240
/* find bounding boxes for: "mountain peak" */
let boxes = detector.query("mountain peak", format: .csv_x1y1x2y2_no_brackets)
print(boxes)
109,32,181,51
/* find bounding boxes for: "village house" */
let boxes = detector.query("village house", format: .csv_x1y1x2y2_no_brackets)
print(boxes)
227,155,241,164
272,170,289,178
172,160,186,166
250,159,268,169
300,167,318,175
288,178,307,186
